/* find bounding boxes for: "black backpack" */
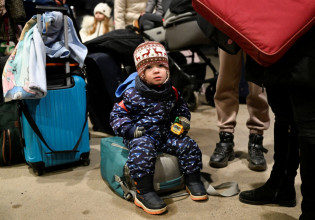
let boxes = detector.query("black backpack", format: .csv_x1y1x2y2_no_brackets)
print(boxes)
84,28,144,68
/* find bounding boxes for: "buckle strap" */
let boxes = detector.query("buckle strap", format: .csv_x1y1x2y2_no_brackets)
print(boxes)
249,143,268,153
114,175,135,201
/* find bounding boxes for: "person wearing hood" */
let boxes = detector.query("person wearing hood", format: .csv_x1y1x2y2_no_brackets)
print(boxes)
79,3,113,43
110,41,208,215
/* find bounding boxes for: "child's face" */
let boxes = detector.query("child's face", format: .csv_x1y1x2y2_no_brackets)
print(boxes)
143,63,168,86
95,12,105,22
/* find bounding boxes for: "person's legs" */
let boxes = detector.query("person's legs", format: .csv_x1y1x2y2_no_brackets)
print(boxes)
299,141,315,220
289,87,315,219
214,49,242,133
164,134,208,201
246,82,270,171
239,86,298,206
127,136,167,215
246,83,270,133
210,49,242,167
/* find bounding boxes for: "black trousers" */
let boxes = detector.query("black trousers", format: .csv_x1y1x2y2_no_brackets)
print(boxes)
266,86,299,186
267,85,315,219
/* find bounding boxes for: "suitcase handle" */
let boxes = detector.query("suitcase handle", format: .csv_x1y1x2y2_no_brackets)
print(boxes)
36,5,71,85
35,5,68,14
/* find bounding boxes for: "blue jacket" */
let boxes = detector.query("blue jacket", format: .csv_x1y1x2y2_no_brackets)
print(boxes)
110,84,191,141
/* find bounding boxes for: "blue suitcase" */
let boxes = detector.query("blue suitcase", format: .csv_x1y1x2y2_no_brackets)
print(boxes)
20,6,90,176
21,75,90,175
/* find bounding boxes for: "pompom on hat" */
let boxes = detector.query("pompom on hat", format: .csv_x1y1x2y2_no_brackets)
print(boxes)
133,41,169,78
94,3,111,18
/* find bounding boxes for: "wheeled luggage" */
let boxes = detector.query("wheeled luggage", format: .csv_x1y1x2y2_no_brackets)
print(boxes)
21,6,90,175
192,0,315,66
85,52,128,134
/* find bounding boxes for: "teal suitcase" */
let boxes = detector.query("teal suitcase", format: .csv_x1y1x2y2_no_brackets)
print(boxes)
100,136,185,200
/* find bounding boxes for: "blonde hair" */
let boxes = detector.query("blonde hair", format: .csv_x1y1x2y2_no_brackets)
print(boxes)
88,16,110,36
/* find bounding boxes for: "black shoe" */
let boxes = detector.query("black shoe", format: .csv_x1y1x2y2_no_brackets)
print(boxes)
210,132,235,168
239,182,296,207
185,173,208,201
134,192,167,215
248,134,268,171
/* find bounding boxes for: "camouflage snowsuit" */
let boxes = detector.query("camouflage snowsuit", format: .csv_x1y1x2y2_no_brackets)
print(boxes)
110,87,203,179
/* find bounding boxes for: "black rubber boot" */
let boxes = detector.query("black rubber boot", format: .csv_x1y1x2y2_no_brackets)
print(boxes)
209,131,235,168
133,175,167,215
185,172,208,201
239,123,299,207
248,134,268,171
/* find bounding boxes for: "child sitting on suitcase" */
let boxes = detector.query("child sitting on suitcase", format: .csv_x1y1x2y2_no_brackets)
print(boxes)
110,41,208,215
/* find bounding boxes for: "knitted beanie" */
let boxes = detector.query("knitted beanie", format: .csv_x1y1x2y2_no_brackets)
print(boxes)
133,41,169,77
94,3,111,18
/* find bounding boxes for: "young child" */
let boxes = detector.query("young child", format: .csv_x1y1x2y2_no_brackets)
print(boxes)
110,41,208,215
79,3,112,43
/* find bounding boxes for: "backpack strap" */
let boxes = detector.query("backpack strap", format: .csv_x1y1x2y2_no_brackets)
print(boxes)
118,100,129,113
172,86,178,101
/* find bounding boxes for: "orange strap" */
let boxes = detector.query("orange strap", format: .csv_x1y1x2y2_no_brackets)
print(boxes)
46,63,79,67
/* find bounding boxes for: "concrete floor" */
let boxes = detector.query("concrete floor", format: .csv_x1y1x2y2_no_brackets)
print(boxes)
0,56,302,220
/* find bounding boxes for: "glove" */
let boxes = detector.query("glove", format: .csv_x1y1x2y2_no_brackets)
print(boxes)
179,116,190,131
134,126,146,138
127,126,146,139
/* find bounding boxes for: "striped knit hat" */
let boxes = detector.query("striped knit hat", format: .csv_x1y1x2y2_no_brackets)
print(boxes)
133,41,169,78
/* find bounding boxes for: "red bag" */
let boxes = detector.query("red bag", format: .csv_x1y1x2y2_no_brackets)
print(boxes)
192,0,315,66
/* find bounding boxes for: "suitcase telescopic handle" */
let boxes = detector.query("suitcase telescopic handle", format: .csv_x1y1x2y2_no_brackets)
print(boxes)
35,5,68,14
36,5,71,85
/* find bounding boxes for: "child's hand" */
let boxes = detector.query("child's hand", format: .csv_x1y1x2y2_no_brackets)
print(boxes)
127,126,146,139
179,116,190,131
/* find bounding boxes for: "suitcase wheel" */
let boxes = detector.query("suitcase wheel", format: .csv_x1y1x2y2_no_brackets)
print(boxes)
80,152,90,166
30,162,45,176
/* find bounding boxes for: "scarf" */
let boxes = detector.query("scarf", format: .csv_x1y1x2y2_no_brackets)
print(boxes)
135,76,172,101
